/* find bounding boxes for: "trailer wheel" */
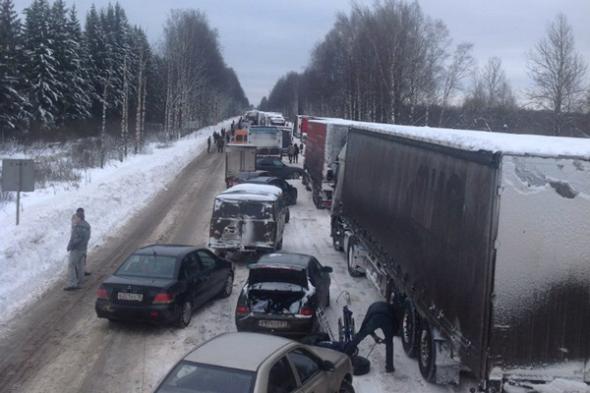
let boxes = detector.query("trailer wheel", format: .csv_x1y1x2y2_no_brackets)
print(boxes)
401,301,420,358
418,321,436,382
346,241,365,277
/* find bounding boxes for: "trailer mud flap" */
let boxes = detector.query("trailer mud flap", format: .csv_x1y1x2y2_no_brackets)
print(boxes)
433,329,461,385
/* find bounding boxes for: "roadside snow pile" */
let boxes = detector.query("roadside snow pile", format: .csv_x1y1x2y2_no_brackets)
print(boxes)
0,119,234,329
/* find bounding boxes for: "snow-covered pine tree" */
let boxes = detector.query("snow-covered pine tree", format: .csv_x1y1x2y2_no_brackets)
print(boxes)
55,3,91,123
23,0,62,130
0,0,29,134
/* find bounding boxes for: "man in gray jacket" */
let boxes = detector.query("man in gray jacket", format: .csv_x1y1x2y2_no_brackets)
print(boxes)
64,208,91,291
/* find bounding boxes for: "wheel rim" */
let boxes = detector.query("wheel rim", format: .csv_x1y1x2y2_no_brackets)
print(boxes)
182,302,191,325
420,330,430,368
225,275,233,295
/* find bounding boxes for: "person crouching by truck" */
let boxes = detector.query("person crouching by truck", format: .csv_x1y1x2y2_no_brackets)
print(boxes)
344,301,400,373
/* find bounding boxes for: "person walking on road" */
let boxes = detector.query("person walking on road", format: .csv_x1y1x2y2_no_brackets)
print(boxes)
64,208,91,291
344,301,400,373
207,136,211,153
293,144,300,163
299,142,304,156
217,136,224,153
287,144,295,163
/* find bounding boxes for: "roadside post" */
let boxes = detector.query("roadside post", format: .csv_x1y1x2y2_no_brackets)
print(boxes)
1,159,35,225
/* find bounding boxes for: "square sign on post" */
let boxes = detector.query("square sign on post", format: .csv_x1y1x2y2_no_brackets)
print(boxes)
2,159,35,225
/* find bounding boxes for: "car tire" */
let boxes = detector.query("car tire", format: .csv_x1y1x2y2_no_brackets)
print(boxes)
339,380,355,393
286,209,290,223
276,239,283,250
177,301,192,328
401,301,420,358
219,273,234,298
418,321,436,382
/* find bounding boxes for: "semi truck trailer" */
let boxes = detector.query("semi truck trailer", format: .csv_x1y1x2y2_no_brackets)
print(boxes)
330,121,590,391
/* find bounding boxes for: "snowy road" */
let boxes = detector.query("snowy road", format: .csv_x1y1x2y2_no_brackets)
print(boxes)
0,149,477,393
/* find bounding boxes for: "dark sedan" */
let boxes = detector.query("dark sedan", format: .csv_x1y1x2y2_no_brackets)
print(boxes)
235,252,332,338
255,157,305,180
243,176,297,205
96,244,234,328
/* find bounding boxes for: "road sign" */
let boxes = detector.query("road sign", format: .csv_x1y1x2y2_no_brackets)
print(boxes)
1,159,35,225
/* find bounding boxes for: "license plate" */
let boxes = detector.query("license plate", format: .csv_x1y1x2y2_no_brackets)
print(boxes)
117,292,143,301
259,320,288,329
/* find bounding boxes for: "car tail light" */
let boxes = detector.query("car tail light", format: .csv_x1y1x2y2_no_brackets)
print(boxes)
153,293,174,304
236,305,250,315
300,306,314,317
96,287,108,299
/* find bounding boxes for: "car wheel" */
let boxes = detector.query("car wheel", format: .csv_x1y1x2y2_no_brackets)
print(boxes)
401,301,420,358
276,239,283,250
286,209,290,223
220,273,234,298
326,291,331,308
339,380,355,393
418,321,436,382
177,301,192,328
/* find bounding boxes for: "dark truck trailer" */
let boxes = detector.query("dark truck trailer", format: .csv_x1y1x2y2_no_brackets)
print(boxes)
331,123,590,390
302,119,348,209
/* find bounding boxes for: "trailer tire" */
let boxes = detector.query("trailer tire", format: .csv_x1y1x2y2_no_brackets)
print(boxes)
418,321,436,383
401,301,420,358
346,241,365,277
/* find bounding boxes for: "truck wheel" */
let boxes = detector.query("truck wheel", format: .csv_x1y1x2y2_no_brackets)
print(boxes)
401,301,420,358
347,241,365,277
418,321,436,382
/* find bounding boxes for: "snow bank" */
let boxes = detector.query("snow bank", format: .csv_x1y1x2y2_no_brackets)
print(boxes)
315,117,590,159
0,119,235,330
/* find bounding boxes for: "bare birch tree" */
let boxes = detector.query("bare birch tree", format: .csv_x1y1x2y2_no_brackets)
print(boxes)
527,13,588,135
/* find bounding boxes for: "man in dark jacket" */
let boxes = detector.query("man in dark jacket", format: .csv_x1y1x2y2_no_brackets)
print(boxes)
64,208,91,290
345,301,399,372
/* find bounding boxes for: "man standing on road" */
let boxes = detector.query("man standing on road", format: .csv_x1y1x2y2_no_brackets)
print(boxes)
207,136,211,153
293,144,300,163
287,144,294,163
64,208,91,291
217,136,224,153
344,301,399,373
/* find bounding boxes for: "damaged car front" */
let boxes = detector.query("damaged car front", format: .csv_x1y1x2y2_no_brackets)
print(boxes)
235,264,319,338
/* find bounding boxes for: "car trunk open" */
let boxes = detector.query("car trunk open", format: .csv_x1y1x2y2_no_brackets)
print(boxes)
247,268,311,315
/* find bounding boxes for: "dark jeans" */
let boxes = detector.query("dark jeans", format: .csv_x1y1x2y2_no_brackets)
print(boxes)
347,316,394,370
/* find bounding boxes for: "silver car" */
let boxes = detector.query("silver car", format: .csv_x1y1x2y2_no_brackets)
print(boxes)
154,332,355,393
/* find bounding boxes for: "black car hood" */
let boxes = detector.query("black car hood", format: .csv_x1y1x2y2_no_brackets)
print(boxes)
103,275,176,288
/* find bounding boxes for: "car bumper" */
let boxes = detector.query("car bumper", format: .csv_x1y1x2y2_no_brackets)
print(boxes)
235,314,316,338
95,299,179,324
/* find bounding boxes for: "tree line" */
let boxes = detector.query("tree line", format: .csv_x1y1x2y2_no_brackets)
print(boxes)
260,1,589,136
0,0,249,158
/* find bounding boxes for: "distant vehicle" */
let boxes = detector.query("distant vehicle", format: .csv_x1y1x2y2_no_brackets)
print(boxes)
230,170,273,187
256,156,305,180
95,245,234,328
249,126,283,156
330,119,590,387
242,176,298,205
235,252,332,338
225,144,257,187
302,119,349,209
209,184,289,254
153,332,354,393
270,115,286,126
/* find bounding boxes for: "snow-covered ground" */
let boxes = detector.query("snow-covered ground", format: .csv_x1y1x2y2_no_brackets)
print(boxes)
0,119,234,330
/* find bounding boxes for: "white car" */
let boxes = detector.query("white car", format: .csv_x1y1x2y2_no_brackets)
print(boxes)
154,332,355,393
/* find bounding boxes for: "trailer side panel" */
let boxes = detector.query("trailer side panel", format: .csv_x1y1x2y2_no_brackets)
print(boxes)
341,128,499,378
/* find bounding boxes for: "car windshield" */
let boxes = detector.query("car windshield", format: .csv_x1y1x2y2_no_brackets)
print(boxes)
213,200,274,220
115,254,177,279
156,361,255,393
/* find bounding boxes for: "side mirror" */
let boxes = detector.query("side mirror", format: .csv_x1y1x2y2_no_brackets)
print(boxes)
322,266,333,273
321,360,335,372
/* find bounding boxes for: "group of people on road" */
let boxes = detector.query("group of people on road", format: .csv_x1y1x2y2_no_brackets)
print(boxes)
287,143,302,163
208,128,232,153
64,207,91,291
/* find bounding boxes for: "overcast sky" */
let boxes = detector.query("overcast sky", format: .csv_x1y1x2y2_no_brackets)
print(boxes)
13,0,590,106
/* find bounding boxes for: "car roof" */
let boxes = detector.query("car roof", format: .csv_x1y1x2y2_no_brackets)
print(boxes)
224,183,282,196
246,176,282,184
256,252,314,268
184,332,295,372
135,244,199,258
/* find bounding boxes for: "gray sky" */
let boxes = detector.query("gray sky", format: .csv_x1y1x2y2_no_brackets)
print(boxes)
14,0,590,106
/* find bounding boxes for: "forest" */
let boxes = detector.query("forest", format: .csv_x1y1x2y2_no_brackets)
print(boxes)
260,1,589,137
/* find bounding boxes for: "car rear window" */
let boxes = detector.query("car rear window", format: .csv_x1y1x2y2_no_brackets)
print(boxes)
213,200,274,220
156,361,254,393
116,254,177,279
249,267,308,288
